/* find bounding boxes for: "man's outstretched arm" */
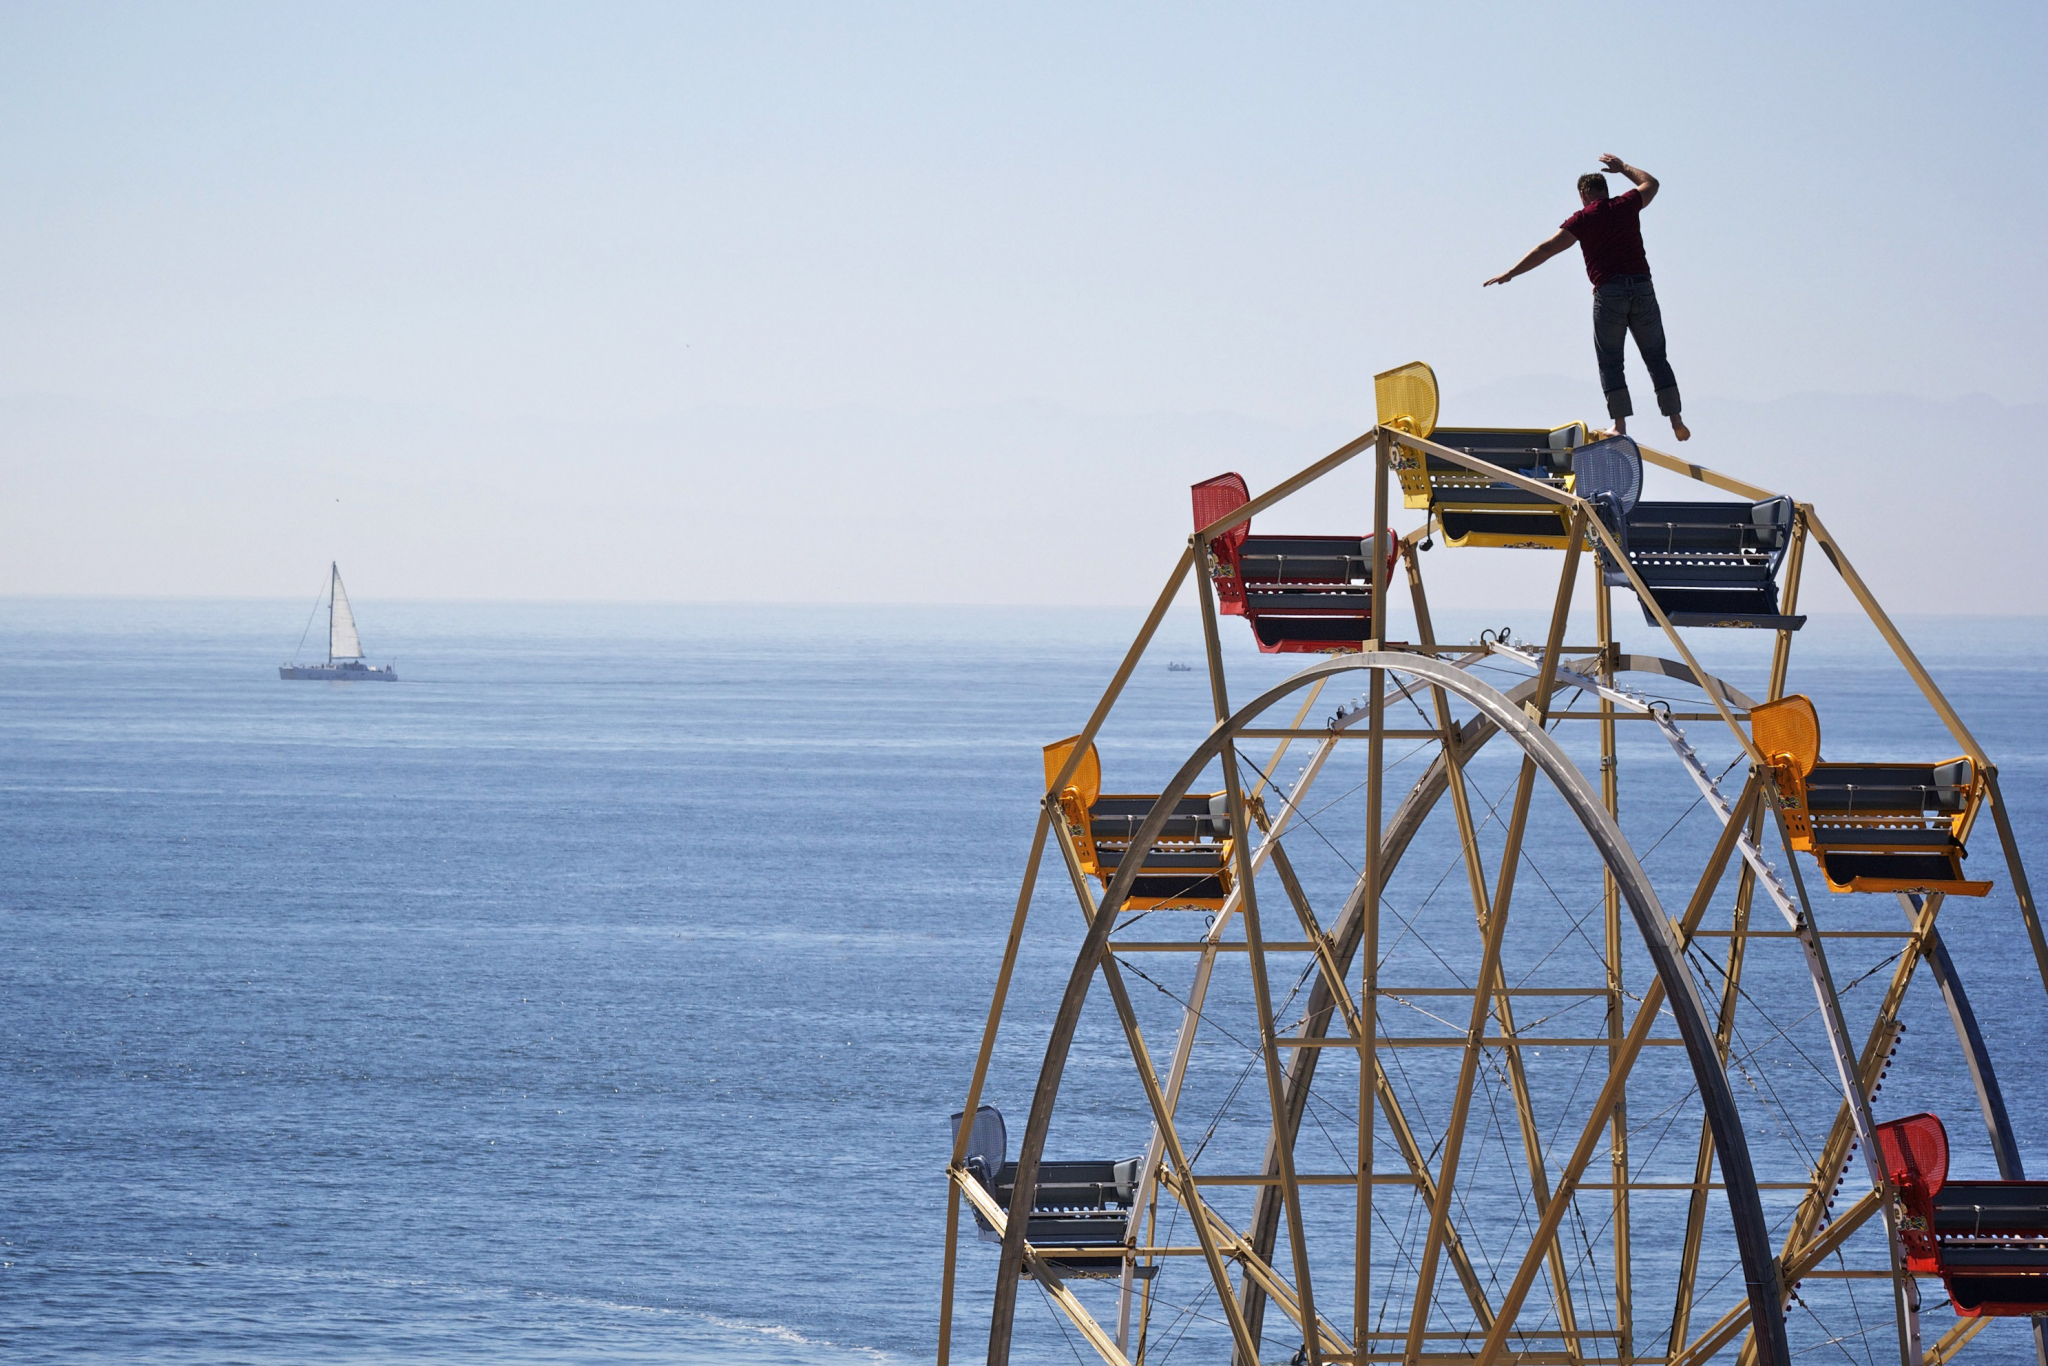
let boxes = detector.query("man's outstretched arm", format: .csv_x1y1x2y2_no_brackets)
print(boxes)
1483,229,1575,287
1599,153,1658,207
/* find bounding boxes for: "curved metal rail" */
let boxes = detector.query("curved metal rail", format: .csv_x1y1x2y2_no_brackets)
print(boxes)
984,651,1792,1366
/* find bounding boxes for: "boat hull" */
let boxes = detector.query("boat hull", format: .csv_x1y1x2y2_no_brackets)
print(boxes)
280,664,398,681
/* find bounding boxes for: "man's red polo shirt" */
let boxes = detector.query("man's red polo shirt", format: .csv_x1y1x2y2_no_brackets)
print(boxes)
1562,188,1651,285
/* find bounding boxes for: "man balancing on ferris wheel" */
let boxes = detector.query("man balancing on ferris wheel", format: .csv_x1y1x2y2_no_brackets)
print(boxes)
1485,153,1691,443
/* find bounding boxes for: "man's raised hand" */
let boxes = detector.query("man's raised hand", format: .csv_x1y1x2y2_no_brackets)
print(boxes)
1482,272,1514,287
1598,153,1625,173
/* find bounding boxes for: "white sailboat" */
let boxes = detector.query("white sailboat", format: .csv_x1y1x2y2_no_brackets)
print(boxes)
280,563,397,681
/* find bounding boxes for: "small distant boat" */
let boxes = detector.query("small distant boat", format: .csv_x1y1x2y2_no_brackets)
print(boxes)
1167,662,1194,672
280,563,397,681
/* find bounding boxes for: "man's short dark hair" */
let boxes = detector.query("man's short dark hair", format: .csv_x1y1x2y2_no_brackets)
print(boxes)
1578,173,1610,200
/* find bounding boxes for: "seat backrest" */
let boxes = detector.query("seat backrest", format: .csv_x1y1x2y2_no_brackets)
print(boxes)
1805,763,1972,815
1933,759,1976,813
1237,536,1372,584
995,1158,1134,1211
1042,736,1102,807
1623,501,1782,555
1750,496,1796,550
1751,695,1821,776
1238,536,1360,581
1875,1112,1950,1202
1573,435,1643,519
1428,428,1568,474
1089,794,1230,843
1374,361,1438,440
1192,473,1252,554
951,1104,1007,1183
1546,422,1589,471
1206,793,1232,839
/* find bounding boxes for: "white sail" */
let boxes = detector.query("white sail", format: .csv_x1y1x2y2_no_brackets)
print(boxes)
328,564,364,660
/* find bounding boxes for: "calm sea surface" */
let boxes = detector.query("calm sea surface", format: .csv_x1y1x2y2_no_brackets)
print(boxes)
5,599,2048,1364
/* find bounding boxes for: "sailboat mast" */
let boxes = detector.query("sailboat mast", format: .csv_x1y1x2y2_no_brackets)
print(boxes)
328,562,339,665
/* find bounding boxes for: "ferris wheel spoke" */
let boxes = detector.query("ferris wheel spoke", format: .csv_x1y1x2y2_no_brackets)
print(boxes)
1673,804,1767,1353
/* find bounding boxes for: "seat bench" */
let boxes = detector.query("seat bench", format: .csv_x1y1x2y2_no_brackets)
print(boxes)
1804,762,1974,814
1564,439,1808,629
1750,696,1991,896
951,1106,1155,1279
1242,589,1376,612
1614,496,1804,629
1192,473,1397,654
1878,1113,2048,1316
1404,425,1588,550
1237,535,1379,584
1045,738,1237,910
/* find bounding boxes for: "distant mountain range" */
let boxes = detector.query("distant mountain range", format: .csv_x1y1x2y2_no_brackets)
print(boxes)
1,381,2038,614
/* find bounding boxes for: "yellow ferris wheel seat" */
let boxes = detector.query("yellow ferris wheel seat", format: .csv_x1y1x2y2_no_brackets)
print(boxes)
1749,695,1990,896
1374,361,1591,549
1043,737,1236,910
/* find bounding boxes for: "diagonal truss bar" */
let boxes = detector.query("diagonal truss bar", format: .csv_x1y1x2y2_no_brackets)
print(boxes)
949,806,1051,1172
1673,1189,1883,1366
1240,838,1501,1354
1925,1316,1993,1363
1043,741,1359,1363
1407,538,1587,1361
1239,651,1737,1357
1041,812,1267,1364
1270,840,1502,1330
1224,742,1326,1362
1984,767,2048,1010
1800,507,1985,766
1117,690,1327,1207
982,545,1193,1362
942,803,1052,1366
1043,547,1196,802
1160,1165,1351,1357
1195,430,1380,545
1402,512,1584,1365
1673,543,1802,1360
953,1169,1134,1366
1738,902,1927,1366
1632,439,1780,500
1766,510,1808,701
1757,790,1921,1366
1592,674,1921,1366
1669,796,1764,1356
1117,680,1328,1353
1194,523,1326,1364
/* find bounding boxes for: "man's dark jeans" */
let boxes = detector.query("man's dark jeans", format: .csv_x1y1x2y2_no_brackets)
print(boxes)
1593,274,1681,420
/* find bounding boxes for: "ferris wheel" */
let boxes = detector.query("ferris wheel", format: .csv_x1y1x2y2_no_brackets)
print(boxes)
938,363,2048,1366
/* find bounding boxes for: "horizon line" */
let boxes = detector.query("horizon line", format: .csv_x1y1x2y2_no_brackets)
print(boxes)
0,592,2036,621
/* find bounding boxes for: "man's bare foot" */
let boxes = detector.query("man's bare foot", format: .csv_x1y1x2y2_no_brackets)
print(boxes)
1671,416,1690,442
1611,417,1627,437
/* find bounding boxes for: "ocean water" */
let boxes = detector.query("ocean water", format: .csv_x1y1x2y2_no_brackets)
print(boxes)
4,598,2048,1365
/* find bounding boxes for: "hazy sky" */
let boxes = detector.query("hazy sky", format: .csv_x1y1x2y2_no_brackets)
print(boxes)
1,2,2043,604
